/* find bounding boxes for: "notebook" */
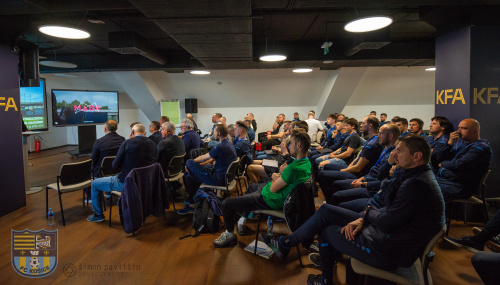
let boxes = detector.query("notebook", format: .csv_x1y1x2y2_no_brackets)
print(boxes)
262,159,279,168
317,148,332,153
244,240,274,259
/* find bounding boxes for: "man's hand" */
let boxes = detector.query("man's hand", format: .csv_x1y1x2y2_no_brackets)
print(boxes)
185,166,190,173
271,172,281,181
448,131,459,145
351,177,365,188
316,146,323,150
387,149,397,165
389,165,396,177
331,130,338,138
279,162,288,173
328,152,336,159
267,135,272,140
341,218,364,240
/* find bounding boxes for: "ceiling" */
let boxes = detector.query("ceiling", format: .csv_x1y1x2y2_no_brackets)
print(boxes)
1,0,500,74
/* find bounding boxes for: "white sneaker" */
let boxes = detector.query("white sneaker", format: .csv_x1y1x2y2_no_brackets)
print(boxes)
213,231,237,248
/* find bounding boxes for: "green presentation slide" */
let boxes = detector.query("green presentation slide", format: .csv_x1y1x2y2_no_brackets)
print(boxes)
160,100,180,125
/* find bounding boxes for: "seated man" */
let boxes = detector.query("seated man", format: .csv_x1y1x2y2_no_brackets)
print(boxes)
255,120,291,159
213,131,312,248
316,118,361,169
434,118,492,201
427,116,453,170
91,120,125,179
260,113,285,149
293,112,300,122
233,121,253,164
205,113,223,144
244,117,255,142
88,123,157,222
305,110,325,143
180,118,204,159
379,113,388,127
261,135,445,285
409,118,426,136
148,121,163,145
247,112,257,132
394,117,409,137
157,122,185,176
181,124,237,214
185,113,199,133
310,114,337,153
309,120,347,165
160,116,169,124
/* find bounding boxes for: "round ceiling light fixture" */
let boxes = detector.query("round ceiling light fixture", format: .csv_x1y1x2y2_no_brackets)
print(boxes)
259,54,287,62
344,16,393,33
39,25,90,39
39,61,77,68
425,67,436,71
293,68,313,73
190,70,210,75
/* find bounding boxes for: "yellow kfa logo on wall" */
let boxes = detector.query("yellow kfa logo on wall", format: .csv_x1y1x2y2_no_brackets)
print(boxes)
436,89,466,104
0,97,18,111
473,88,499,104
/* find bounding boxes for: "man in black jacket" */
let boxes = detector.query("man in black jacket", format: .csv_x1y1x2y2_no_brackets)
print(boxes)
261,135,445,285
148,121,163,145
88,123,157,222
157,122,185,176
90,120,125,179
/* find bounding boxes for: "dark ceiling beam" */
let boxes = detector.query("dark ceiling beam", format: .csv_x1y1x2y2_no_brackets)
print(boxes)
0,0,136,15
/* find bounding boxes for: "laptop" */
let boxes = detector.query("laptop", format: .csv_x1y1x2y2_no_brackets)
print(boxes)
317,148,332,153
262,159,279,168
264,150,276,155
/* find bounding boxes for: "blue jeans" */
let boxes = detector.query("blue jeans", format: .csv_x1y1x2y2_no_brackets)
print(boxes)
91,175,124,217
185,159,224,203
286,204,400,281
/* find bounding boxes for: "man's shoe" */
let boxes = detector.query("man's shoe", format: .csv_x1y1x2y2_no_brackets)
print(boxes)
213,231,237,248
307,274,331,285
309,241,319,252
84,199,92,204
259,234,290,259
237,223,247,235
177,205,195,215
183,199,191,205
444,235,484,253
473,227,500,253
87,214,104,223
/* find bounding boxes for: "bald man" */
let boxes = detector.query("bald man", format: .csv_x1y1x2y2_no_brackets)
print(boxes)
91,120,125,178
434,118,492,201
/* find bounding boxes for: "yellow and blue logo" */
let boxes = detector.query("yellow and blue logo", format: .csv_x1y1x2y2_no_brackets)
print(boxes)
11,229,58,278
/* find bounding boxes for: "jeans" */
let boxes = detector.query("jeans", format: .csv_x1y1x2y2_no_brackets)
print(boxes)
91,175,124,217
286,204,399,280
331,188,372,206
317,171,358,204
472,252,500,285
185,159,225,203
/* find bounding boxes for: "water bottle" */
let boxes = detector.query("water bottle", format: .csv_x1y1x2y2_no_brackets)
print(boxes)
47,208,54,226
266,216,273,237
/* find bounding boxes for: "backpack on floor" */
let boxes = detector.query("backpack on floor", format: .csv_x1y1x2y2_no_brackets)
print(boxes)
180,190,222,239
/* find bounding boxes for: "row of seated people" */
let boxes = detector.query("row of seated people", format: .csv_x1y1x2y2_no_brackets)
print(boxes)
203,112,257,147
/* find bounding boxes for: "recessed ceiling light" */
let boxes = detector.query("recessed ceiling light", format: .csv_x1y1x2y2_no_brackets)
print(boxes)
425,67,436,71
259,54,287,62
39,25,90,39
54,74,78,77
344,16,393,33
293,68,313,73
39,61,77,68
190,70,210,75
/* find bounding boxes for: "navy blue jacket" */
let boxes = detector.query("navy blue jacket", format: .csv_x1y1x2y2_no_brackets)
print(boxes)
157,135,186,175
148,131,163,145
435,138,492,197
363,164,445,268
113,135,158,183
91,132,125,178
247,127,255,142
182,130,204,157
234,138,253,164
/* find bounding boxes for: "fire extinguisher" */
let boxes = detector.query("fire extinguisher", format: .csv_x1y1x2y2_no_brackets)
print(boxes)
34,136,43,153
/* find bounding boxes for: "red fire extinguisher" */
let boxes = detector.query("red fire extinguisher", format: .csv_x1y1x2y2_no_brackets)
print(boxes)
34,136,43,153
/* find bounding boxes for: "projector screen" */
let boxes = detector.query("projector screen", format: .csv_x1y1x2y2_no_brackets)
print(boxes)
51,89,119,127
20,78,48,131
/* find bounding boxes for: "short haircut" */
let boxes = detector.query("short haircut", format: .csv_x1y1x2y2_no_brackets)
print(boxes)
410,118,424,128
162,122,176,133
344,118,359,130
394,117,408,126
294,112,298,114
381,113,387,117
227,124,235,133
214,113,222,118
160,116,170,122
130,122,140,128
105,120,118,132
309,110,315,115
399,135,431,164
215,124,228,137
327,114,338,121
382,123,401,138
391,116,400,123
235,120,248,133
279,113,285,117
431,116,454,134
133,123,146,134
244,119,251,126
181,118,193,129
284,120,292,125
365,115,380,130
296,121,309,133
150,121,161,131
370,111,377,115
291,129,311,150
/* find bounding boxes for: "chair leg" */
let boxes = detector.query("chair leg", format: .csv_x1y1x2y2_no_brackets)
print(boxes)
446,202,455,236
83,189,85,207
45,187,49,219
463,202,468,224
254,213,262,255
109,195,113,227
170,190,177,212
237,179,243,196
296,246,304,267
58,191,65,226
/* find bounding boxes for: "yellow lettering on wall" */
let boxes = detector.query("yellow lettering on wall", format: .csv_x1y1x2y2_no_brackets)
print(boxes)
6,97,18,111
452,89,466,104
436,90,444,104
474,88,487,104
444,89,454,104
487,87,499,104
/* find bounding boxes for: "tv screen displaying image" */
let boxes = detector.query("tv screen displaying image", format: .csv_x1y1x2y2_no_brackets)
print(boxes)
51,89,119,126
20,79,48,131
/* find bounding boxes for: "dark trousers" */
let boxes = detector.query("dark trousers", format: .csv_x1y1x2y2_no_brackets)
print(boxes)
436,176,468,201
332,188,372,206
261,139,281,150
185,159,224,203
221,185,273,232
337,198,370,212
472,252,500,285
286,204,399,280
317,171,358,204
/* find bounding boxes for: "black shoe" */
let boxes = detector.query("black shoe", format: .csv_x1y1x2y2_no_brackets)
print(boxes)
308,253,321,267
473,227,500,252
444,235,484,253
259,233,290,259
307,274,331,285
309,241,319,252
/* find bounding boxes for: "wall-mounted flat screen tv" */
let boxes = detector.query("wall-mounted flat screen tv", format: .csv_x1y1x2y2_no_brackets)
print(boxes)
20,78,48,131
51,89,119,127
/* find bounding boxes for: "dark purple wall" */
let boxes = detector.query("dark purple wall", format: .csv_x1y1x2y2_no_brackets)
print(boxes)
0,44,26,216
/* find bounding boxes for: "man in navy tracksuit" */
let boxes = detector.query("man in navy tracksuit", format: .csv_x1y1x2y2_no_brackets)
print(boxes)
434,118,492,201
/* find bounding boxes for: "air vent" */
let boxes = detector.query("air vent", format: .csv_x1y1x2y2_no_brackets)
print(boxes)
108,31,166,64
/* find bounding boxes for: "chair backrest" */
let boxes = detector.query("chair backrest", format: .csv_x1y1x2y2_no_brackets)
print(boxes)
167,154,185,178
100,156,121,177
189,148,202,160
225,158,240,185
474,170,490,199
283,182,316,232
236,155,250,176
420,224,446,283
59,159,93,186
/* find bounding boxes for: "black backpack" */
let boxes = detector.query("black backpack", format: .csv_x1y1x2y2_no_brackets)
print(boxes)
192,197,221,235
